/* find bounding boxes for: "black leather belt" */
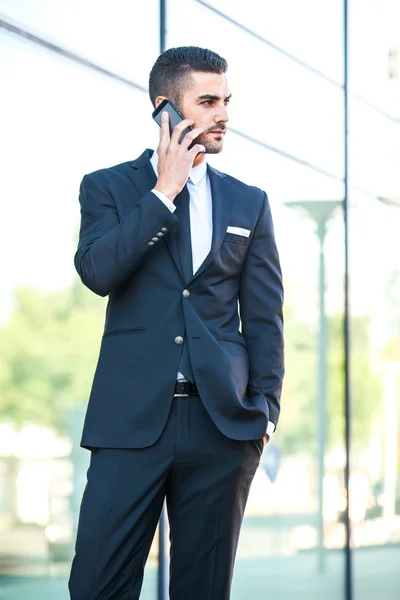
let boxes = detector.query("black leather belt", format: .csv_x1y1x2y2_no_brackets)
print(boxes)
174,380,198,397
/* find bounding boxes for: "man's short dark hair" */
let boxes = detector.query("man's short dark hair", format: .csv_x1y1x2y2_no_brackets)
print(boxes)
149,46,228,108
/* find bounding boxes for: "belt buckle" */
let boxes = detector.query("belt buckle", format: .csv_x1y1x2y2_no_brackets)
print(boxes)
174,378,190,398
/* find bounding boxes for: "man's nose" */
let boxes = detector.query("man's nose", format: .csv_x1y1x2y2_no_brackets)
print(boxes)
214,104,229,124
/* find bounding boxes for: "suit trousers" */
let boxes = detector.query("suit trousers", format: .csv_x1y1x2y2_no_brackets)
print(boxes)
68,395,263,600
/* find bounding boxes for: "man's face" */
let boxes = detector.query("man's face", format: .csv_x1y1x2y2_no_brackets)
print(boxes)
178,71,230,154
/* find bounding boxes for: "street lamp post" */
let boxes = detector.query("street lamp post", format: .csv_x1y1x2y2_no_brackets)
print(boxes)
285,199,341,573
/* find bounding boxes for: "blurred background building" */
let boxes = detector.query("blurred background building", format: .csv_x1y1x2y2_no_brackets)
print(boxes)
0,1,399,599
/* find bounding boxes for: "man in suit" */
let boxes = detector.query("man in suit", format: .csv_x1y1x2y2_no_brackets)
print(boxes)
69,46,284,600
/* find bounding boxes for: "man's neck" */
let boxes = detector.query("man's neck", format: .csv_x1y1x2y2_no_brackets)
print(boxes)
192,153,206,168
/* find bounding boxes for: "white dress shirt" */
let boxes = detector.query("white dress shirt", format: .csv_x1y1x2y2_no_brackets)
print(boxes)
150,151,274,439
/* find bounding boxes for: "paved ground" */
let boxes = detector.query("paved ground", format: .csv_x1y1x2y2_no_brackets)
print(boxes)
0,523,399,599
232,548,400,600
0,546,399,599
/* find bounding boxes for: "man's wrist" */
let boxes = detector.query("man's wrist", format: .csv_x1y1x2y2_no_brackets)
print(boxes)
154,182,179,202
266,420,275,438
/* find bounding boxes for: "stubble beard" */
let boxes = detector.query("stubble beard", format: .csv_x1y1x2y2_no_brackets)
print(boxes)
194,130,225,154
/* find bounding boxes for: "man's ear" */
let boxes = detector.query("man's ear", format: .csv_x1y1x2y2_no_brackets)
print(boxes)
155,96,167,108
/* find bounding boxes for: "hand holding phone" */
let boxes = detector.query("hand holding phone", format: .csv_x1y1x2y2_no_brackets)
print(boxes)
152,99,193,144
152,100,205,201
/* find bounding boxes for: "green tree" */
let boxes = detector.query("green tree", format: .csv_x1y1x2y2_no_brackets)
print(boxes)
327,314,383,451
277,304,317,453
0,282,105,432
278,308,382,454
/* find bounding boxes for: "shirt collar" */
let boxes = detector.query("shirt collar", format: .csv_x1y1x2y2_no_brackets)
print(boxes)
150,149,207,186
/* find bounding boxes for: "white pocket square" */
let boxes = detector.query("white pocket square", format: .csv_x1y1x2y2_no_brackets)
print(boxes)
226,226,251,238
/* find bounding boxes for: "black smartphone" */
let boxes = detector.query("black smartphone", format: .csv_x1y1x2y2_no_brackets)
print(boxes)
152,99,193,144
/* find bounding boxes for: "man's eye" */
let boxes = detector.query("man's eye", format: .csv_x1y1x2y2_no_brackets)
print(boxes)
202,101,212,106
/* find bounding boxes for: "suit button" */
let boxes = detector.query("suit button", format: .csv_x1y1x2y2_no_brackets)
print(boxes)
174,336,184,345
148,241,155,246
161,227,168,233
156,232,164,237
182,289,190,298
151,237,159,242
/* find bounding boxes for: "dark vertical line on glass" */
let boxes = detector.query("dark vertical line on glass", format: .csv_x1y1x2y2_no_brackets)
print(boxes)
160,0,167,52
343,1,353,599
158,4,168,598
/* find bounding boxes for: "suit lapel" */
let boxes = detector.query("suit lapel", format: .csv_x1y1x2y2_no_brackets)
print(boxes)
128,149,157,195
128,151,235,283
190,164,234,283
129,149,183,278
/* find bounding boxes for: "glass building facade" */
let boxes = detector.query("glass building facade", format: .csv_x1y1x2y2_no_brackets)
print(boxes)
0,1,399,599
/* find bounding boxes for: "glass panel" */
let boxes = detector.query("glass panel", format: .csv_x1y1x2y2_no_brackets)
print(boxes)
349,0,400,594
168,0,344,180
350,102,400,199
0,32,159,304
0,31,157,599
349,0,400,118
210,132,344,203
0,0,159,87
200,0,344,84
350,197,400,600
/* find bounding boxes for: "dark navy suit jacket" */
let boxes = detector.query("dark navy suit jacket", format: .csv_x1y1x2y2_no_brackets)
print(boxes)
75,149,284,449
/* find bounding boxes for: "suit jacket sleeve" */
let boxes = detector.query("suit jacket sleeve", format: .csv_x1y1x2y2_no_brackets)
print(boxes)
74,173,179,296
239,191,284,428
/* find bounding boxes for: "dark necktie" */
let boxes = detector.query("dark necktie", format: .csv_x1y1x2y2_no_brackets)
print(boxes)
174,184,193,283
174,184,194,382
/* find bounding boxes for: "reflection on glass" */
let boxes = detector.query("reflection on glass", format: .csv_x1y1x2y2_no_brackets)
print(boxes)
1,0,159,86
0,31,157,600
350,194,400,600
